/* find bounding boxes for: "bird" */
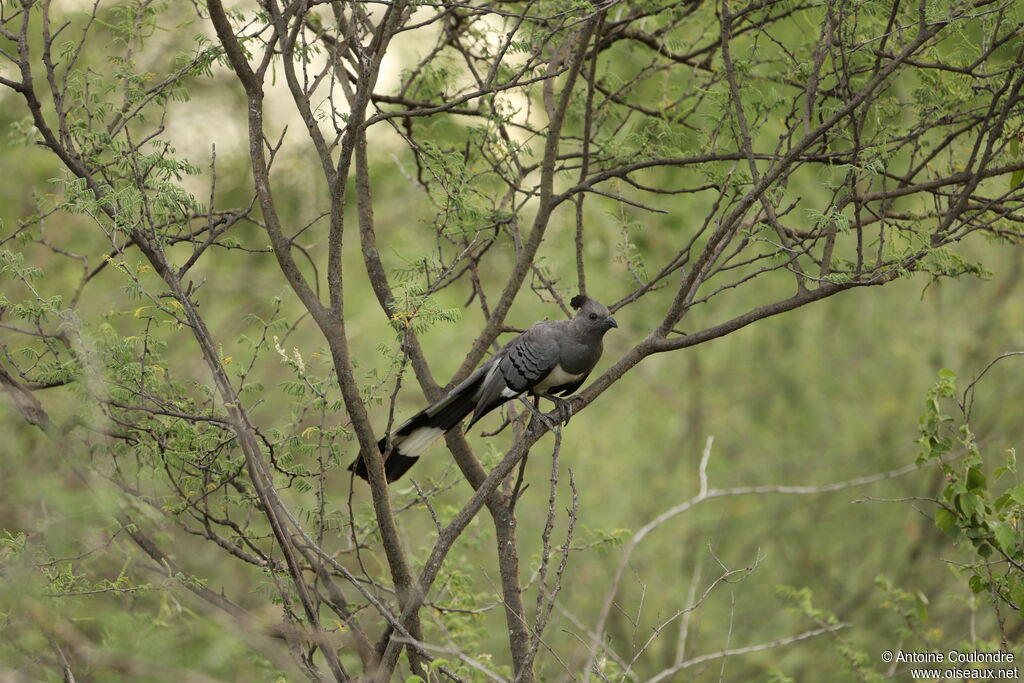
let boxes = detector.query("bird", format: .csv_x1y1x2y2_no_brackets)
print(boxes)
350,295,618,483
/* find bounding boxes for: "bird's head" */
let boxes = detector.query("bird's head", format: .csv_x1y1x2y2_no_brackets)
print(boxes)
570,294,618,335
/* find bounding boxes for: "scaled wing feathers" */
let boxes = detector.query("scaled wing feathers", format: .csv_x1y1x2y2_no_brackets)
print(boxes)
468,328,560,426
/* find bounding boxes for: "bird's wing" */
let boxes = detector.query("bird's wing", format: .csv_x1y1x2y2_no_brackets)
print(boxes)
467,324,562,426
501,324,562,392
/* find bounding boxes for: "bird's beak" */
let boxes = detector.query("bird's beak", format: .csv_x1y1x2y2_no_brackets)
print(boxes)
605,316,618,329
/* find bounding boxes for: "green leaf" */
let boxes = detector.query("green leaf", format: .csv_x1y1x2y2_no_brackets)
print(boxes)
1011,580,1024,606
934,509,957,535
914,592,928,623
966,466,986,492
956,492,982,518
1010,135,1023,189
968,575,987,593
1009,484,1024,505
1010,168,1023,190
994,523,1018,554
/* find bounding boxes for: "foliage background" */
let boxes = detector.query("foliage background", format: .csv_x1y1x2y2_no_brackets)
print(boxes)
1,0,1023,680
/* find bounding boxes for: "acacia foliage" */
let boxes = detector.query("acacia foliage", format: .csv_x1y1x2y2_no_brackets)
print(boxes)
1,0,1023,680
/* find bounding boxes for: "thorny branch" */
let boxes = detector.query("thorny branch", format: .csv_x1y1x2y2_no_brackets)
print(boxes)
1,0,1023,680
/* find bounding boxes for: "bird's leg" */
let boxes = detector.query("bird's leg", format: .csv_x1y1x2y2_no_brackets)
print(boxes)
517,394,559,431
541,393,573,426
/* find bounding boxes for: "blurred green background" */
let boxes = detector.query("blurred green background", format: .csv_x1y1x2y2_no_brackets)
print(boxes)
1,2,1023,681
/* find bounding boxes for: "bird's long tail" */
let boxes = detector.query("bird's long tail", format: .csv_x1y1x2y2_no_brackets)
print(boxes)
349,374,483,483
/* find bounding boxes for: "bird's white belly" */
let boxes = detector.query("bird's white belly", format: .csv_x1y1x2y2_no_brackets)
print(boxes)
533,365,583,392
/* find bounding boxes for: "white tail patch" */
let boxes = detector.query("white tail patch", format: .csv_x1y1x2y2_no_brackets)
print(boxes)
395,426,445,458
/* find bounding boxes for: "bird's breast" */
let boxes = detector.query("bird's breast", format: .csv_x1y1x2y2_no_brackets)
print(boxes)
533,364,584,392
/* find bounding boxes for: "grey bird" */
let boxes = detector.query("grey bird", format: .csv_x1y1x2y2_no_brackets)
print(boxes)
350,295,618,483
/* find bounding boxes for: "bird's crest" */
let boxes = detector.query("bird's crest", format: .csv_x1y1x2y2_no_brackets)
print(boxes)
569,294,588,310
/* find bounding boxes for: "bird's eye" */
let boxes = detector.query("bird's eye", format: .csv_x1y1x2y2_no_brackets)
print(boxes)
589,313,598,320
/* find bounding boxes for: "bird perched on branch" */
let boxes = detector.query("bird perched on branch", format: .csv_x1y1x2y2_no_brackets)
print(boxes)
350,295,618,483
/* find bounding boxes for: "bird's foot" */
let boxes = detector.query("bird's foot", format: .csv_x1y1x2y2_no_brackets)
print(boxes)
550,396,573,426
